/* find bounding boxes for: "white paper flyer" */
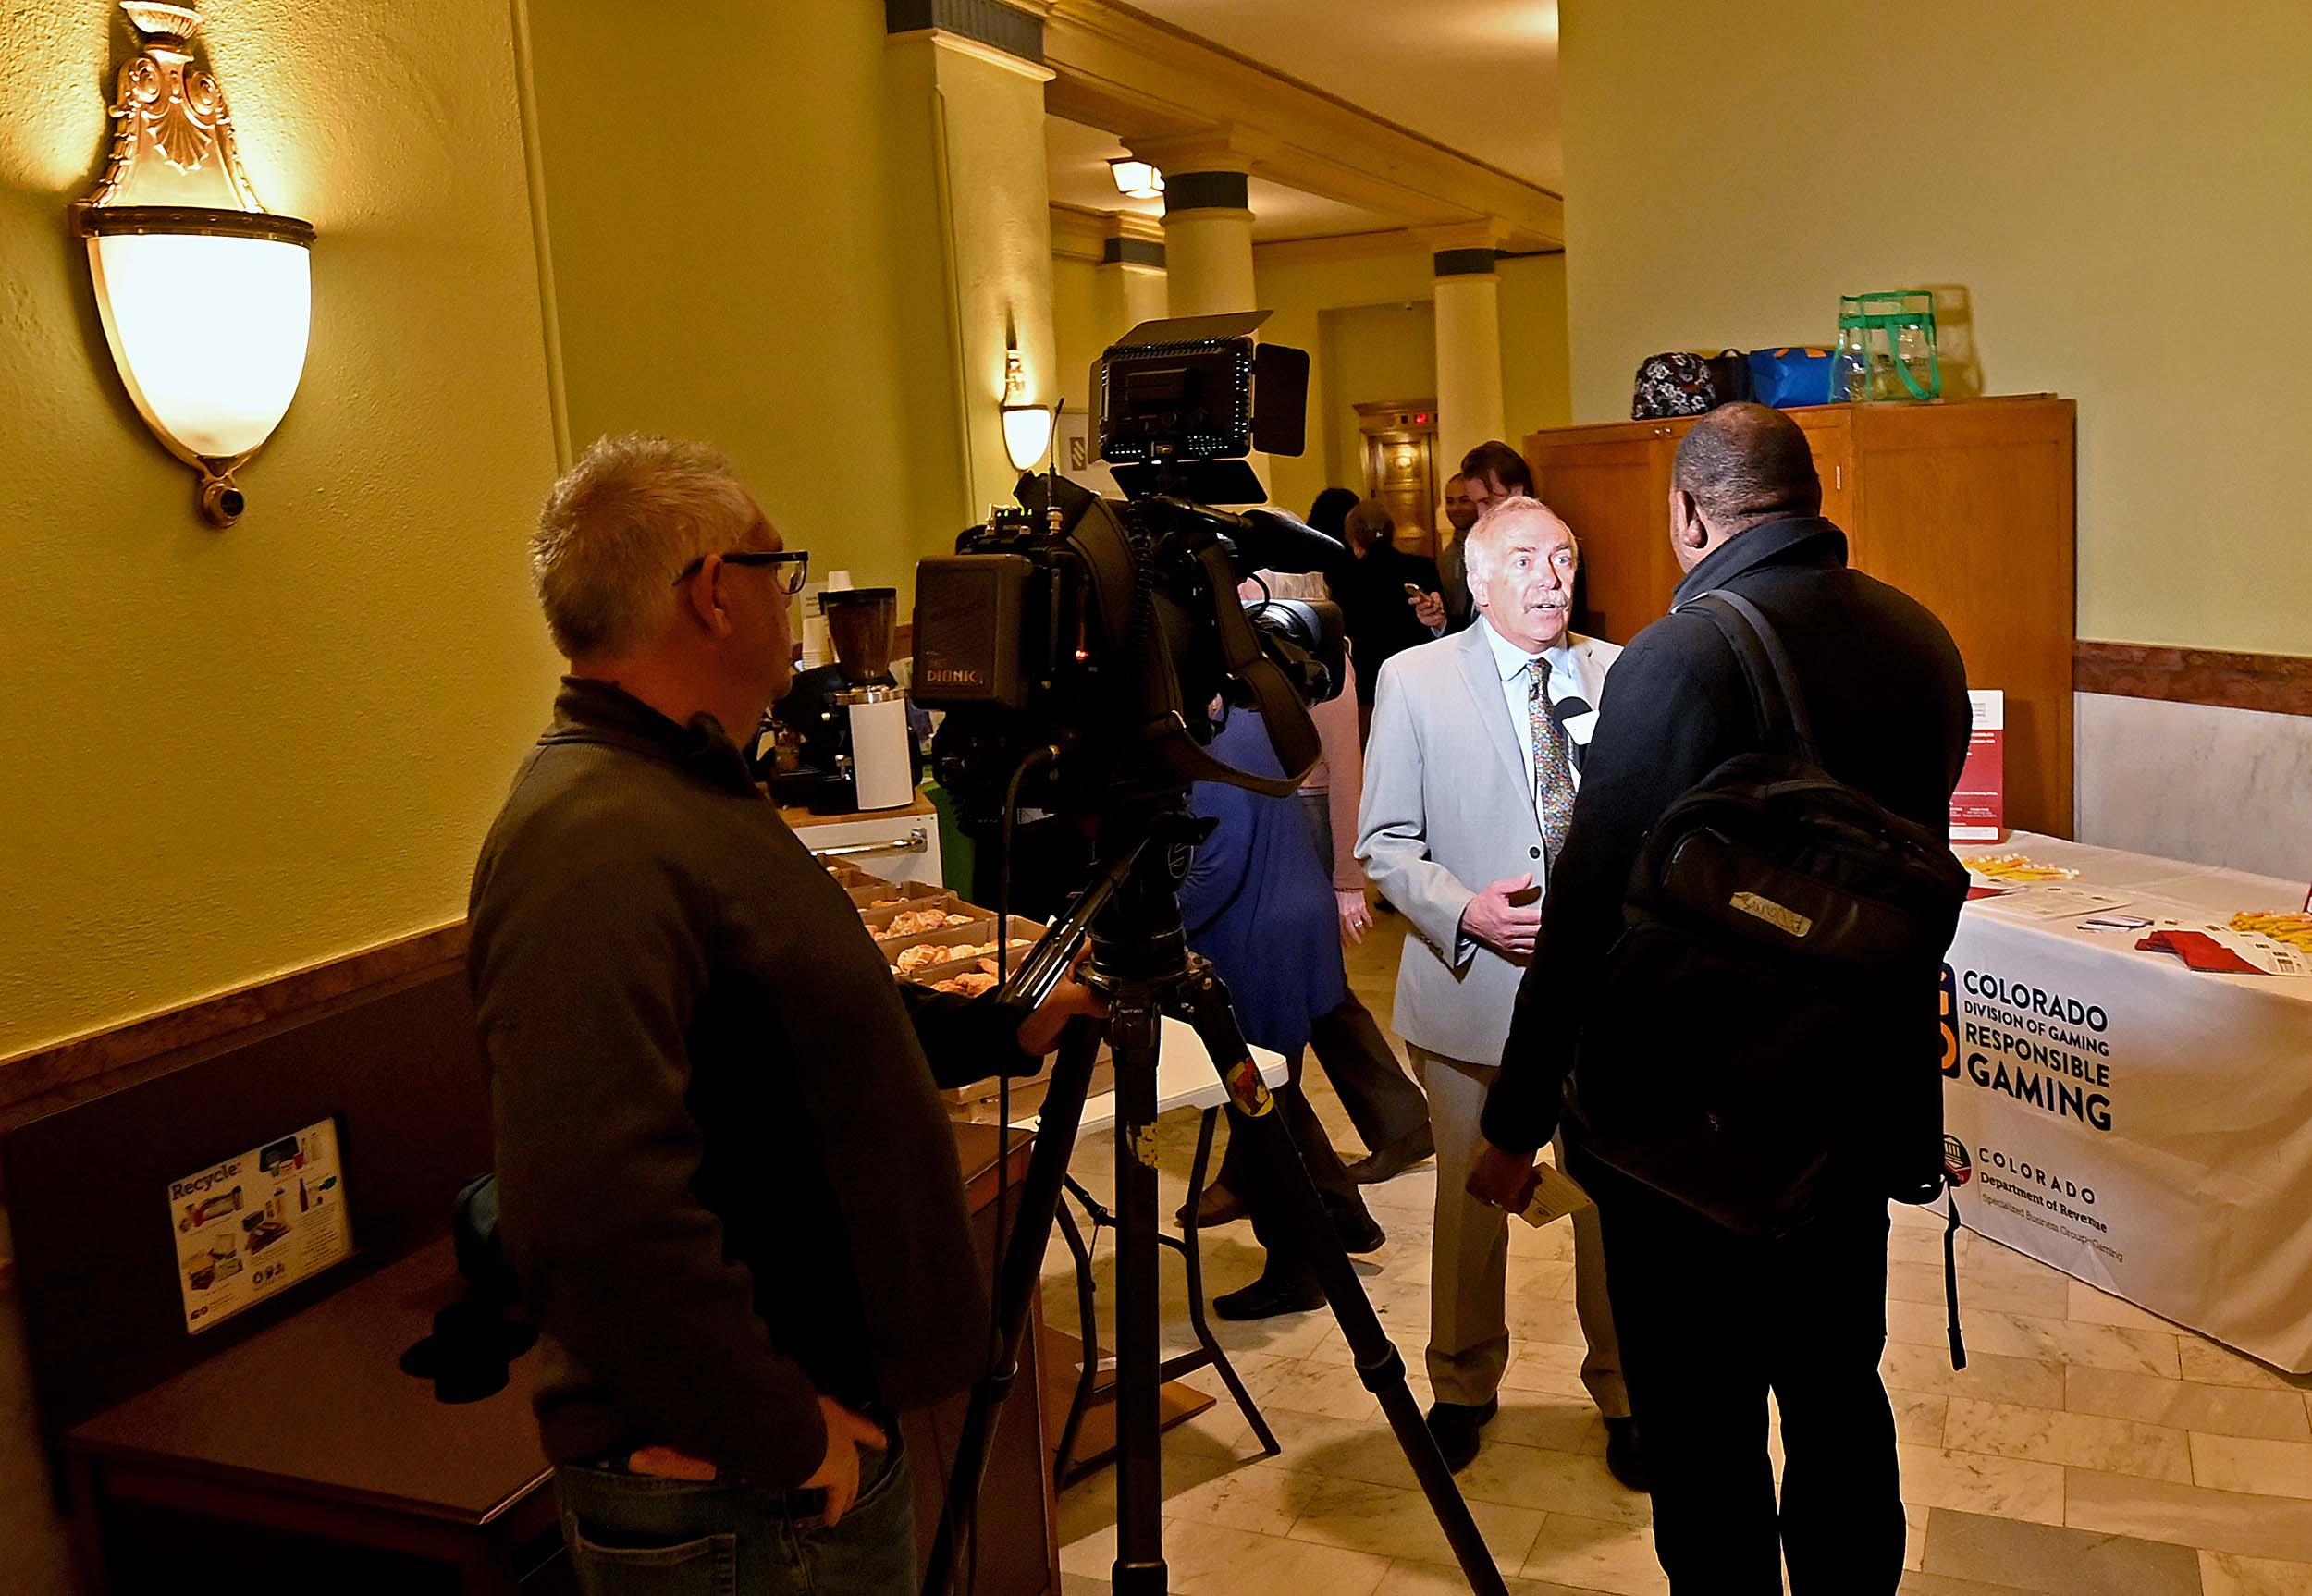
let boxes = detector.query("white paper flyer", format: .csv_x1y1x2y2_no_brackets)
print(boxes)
168,1117,353,1334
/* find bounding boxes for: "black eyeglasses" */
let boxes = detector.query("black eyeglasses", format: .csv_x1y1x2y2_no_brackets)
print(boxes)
671,548,809,595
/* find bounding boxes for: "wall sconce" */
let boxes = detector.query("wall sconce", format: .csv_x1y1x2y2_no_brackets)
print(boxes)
74,3,314,527
1108,157,1164,201
1000,345,1052,473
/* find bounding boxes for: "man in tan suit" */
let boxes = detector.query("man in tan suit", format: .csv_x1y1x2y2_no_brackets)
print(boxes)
1358,495,1644,1486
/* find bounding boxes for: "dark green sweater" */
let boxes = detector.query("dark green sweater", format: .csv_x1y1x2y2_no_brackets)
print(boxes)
470,678,1024,1485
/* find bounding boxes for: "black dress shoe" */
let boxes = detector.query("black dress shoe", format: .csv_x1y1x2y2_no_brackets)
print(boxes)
1603,1416,1649,1492
1333,1209,1386,1254
1345,1123,1435,1185
1213,1272,1325,1320
1424,1396,1498,1472
1175,1182,1246,1230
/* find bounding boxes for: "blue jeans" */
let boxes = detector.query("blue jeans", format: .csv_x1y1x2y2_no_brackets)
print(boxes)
555,1443,915,1596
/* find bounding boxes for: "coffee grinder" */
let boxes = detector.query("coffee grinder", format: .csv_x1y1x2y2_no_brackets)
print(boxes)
767,587,917,812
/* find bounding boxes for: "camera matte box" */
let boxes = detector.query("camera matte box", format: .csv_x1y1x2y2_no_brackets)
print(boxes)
913,553,1030,709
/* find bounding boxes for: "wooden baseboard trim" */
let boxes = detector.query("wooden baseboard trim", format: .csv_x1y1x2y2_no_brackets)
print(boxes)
2074,641,2312,718
0,922,470,1119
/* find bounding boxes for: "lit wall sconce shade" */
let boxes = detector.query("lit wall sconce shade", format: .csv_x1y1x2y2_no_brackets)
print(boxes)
1108,157,1164,200
75,4,314,527
1001,403,1054,473
1000,343,1051,473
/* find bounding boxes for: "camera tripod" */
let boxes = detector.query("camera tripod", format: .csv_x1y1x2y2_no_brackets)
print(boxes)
924,804,1508,1596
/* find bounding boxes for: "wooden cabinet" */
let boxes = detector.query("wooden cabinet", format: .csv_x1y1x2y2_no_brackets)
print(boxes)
1525,397,2076,836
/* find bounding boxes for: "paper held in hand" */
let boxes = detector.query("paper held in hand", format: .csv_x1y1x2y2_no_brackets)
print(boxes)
1517,1159,1594,1228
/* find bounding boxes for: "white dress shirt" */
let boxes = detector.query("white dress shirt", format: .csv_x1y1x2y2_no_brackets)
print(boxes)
1477,614,1586,835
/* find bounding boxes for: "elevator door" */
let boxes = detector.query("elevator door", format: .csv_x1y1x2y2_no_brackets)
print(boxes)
1355,399,1440,559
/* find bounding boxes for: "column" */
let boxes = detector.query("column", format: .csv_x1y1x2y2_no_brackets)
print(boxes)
1125,128,1275,318
1093,213,1169,344
1125,128,1276,496
1424,222,1509,484
885,4,1059,525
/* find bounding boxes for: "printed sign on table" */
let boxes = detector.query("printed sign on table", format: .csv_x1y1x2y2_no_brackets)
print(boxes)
1950,689,2004,841
1941,907,2312,1371
168,1117,353,1334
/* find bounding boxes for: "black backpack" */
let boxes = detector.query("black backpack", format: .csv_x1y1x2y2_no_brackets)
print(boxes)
1631,349,1752,419
1565,590,1969,1239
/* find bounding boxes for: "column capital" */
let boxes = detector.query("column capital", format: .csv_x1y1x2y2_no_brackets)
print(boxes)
1122,124,1280,178
1101,210,1168,268
1417,217,1513,263
1107,211,1167,247
886,0,1054,80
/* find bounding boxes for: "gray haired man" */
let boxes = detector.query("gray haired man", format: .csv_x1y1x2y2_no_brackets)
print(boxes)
471,434,1097,1594
1357,496,1643,1485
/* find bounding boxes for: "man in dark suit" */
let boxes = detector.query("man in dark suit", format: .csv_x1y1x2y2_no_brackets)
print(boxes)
1457,439,1533,516
1469,404,1970,1594
1415,473,1480,635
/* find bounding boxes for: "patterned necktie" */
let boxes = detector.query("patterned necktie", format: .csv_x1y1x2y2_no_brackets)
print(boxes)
1528,657,1576,863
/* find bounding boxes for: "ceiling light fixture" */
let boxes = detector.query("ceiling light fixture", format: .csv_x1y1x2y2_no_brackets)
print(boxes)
74,3,315,527
1108,157,1164,201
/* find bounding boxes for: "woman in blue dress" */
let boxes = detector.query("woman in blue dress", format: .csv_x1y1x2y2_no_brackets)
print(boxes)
1177,702,1385,1319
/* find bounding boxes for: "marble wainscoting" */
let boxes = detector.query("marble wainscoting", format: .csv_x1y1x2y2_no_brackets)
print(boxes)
2074,693,2312,881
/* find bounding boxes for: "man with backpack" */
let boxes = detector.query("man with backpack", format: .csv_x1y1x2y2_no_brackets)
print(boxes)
1468,403,1971,1592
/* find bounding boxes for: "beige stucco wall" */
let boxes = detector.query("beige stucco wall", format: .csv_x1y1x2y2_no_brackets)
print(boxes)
1559,0,2312,653
0,2,565,1577
0,0,560,1061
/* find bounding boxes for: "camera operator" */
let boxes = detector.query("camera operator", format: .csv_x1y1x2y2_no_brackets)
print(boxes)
471,435,1100,1595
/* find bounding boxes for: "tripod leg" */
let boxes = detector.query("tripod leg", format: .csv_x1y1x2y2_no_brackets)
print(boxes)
922,1023,1101,1596
1109,991,1169,1596
1180,1107,1279,1457
1052,1196,1097,1483
1177,965,1510,1596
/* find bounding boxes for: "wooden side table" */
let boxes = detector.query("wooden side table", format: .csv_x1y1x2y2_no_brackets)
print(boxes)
66,1237,558,1593
68,1123,1060,1596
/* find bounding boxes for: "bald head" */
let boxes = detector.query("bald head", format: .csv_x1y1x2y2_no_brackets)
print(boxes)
1670,403,1822,534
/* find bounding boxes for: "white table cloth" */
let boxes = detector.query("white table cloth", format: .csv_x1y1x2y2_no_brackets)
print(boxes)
1943,831,2312,1370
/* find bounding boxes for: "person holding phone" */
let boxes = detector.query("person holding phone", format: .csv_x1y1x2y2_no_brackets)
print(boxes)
1325,497,1443,743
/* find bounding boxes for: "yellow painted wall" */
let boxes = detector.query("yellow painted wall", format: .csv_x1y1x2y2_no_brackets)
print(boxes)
527,5,981,602
1254,240,1569,513
0,0,560,1060
1559,0,2312,654
886,39,1057,525
1046,238,1572,517
1500,252,1572,438
1256,245,1434,513
0,0,560,1574
1052,254,1103,416
1316,300,1438,515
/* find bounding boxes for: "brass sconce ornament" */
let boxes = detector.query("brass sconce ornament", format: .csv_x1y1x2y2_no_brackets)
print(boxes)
75,2,314,527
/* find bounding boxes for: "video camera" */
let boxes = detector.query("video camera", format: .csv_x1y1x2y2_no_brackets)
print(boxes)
912,312,1346,826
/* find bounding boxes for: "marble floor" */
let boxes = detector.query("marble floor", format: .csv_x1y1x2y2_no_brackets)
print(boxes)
1028,916,2312,1596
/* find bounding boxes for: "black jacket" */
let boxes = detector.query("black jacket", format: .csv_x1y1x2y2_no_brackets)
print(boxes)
1482,517,1971,1152
1333,544,1445,703
470,679,1031,1485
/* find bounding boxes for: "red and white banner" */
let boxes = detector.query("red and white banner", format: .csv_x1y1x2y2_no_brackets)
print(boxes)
1949,690,2004,842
